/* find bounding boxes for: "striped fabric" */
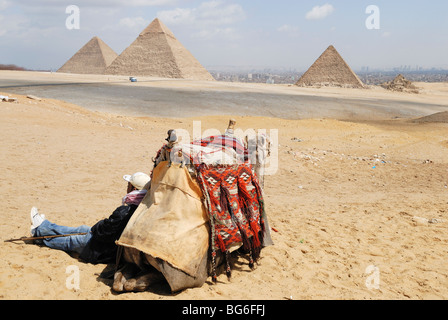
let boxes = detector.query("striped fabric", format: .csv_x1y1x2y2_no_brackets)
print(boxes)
180,135,247,166
122,189,147,206
194,135,246,154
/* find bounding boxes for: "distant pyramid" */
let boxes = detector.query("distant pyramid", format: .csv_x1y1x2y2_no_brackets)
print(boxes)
58,36,118,74
296,45,364,88
381,74,419,93
104,18,214,81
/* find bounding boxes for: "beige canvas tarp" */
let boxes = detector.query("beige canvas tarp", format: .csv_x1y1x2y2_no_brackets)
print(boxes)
116,161,209,278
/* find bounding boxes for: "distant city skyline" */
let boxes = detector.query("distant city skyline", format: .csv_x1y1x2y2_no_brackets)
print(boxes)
1,1,447,71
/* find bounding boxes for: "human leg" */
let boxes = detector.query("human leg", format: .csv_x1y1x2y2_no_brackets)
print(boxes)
30,206,92,255
33,220,92,254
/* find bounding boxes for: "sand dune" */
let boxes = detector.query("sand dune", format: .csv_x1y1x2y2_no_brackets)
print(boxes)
1,76,448,300
414,111,448,123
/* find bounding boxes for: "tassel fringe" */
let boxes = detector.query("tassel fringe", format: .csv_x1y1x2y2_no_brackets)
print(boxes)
225,250,232,279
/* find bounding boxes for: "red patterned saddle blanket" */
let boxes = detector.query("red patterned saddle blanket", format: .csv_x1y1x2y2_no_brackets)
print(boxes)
195,161,266,281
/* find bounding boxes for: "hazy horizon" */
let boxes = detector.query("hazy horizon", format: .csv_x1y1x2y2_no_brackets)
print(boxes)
1,1,447,72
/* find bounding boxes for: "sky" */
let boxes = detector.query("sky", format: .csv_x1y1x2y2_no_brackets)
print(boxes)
0,0,447,72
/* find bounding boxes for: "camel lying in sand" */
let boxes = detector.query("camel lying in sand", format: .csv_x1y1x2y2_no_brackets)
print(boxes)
113,121,273,293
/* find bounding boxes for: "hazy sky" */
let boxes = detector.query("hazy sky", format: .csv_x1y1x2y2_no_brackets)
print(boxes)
1,0,447,71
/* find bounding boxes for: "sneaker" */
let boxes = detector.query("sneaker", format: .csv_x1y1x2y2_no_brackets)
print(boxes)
30,207,46,235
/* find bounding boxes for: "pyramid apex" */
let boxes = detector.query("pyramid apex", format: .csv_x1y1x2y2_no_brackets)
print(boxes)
86,36,100,43
88,36,107,46
324,45,338,53
140,18,175,38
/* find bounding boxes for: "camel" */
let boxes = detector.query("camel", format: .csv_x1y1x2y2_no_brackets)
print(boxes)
112,120,273,293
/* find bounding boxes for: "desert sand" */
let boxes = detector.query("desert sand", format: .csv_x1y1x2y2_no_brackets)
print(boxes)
1,71,448,300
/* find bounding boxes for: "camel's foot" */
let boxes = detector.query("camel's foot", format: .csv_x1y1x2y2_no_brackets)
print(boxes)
123,271,164,292
113,264,139,293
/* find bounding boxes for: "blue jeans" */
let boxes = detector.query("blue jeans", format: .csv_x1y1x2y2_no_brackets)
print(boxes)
33,220,92,254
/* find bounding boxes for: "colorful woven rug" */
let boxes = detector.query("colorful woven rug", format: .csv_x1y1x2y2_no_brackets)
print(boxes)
192,136,266,281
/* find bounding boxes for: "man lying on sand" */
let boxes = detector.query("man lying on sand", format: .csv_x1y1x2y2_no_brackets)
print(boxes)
28,172,151,264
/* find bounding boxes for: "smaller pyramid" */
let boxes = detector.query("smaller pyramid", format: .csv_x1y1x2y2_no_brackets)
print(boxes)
105,18,214,80
58,36,118,74
381,74,419,93
296,45,364,88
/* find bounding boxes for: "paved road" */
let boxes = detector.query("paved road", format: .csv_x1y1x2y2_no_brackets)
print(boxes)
1,78,447,120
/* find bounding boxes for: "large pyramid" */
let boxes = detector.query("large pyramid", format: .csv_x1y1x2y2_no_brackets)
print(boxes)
105,18,214,81
58,36,118,74
296,45,364,88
